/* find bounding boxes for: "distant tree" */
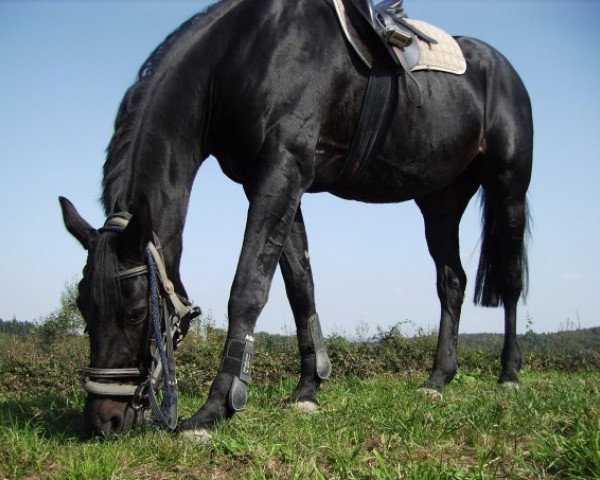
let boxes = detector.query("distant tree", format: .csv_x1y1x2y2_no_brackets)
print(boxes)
0,315,37,336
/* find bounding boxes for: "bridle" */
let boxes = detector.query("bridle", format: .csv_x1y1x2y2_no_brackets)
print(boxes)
80,213,200,430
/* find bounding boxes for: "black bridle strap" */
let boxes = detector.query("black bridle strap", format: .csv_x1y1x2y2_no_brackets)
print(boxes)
102,213,194,321
118,266,149,280
145,241,193,321
84,367,142,378
145,310,179,429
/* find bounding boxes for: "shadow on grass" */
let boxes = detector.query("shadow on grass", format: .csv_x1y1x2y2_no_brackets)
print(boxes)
0,393,86,441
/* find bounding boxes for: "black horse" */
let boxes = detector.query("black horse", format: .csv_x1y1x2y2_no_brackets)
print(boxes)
60,0,532,436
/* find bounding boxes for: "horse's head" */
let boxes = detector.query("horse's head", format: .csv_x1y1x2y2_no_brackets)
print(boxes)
59,196,197,437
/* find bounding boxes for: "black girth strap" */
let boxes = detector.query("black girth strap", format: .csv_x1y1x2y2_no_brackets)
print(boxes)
334,0,399,190
334,56,398,188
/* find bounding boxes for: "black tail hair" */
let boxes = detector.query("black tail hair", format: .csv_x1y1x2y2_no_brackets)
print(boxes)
473,188,531,307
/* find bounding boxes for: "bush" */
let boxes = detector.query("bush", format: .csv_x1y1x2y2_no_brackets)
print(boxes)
2,282,600,398
37,282,84,349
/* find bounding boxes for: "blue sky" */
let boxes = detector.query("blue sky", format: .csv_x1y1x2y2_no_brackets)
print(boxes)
1,0,599,337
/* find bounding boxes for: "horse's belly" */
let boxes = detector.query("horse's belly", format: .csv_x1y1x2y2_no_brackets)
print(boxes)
314,86,484,203
330,166,457,203
317,137,481,204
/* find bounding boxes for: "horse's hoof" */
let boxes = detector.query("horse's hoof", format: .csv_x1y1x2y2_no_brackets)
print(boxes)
293,400,320,412
180,428,212,445
499,381,520,390
418,387,443,401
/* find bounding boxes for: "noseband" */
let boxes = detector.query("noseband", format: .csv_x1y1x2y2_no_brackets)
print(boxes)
80,213,200,430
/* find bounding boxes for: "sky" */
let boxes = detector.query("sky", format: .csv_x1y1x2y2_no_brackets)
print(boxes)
1,0,599,338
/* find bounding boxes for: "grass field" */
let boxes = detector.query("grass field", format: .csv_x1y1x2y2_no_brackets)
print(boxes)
1,369,599,479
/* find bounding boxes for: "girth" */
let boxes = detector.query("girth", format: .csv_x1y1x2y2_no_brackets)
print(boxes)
331,0,452,191
332,0,400,191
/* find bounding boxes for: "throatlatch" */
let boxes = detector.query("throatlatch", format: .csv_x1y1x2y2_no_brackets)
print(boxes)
221,335,254,411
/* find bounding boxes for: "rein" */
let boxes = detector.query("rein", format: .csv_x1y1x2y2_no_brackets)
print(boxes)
80,213,200,430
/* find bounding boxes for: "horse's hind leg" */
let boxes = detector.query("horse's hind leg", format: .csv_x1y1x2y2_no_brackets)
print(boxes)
476,175,531,386
416,173,479,391
474,56,533,386
279,206,331,407
475,119,532,385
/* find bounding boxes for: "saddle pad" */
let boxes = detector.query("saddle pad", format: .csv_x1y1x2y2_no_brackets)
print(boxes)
402,19,466,74
333,0,466,75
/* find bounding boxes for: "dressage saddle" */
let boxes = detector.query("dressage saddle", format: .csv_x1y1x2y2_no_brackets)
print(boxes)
347,0,436,71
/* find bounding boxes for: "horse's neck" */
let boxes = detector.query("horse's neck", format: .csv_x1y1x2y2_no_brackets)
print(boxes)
103,148,196,294
101,0,250,286
103,43,212,273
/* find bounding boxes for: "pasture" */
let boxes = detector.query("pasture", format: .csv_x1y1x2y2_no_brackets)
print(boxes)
1,327,599,479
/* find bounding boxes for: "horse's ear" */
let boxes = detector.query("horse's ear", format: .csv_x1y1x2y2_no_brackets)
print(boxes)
118,195,154,259
59,196,97,250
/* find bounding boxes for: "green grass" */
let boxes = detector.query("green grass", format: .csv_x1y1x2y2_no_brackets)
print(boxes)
1,370,599,479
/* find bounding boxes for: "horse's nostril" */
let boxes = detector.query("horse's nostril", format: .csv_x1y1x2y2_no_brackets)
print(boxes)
107,411,124,433
86,398,129,437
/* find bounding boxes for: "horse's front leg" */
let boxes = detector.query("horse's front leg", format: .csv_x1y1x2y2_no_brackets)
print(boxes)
279,206,331,409
182,141,312,430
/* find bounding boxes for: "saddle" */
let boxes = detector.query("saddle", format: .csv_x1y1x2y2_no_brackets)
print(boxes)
334,0,466,75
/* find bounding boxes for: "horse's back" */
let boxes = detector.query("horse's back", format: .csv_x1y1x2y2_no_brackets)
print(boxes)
206,2,532,202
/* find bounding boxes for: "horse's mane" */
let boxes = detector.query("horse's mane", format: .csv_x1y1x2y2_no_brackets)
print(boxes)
101,1,229,213
90,232,121,324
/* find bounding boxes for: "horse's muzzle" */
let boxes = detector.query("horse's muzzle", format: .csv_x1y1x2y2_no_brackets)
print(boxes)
84,395,139,437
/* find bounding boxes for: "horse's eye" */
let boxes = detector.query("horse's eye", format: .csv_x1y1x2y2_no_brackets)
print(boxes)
127,308,147,325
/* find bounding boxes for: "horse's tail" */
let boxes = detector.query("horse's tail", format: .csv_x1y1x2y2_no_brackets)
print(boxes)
473,188,531,307
473,189,531,307
469,35,533,308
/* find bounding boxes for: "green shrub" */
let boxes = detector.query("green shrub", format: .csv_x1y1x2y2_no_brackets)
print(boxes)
36,282,84,350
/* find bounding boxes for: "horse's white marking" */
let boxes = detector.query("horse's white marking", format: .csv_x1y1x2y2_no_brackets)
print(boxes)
181,428,212,445
417,387,443,401
293,400,319,412
500,381,520,390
